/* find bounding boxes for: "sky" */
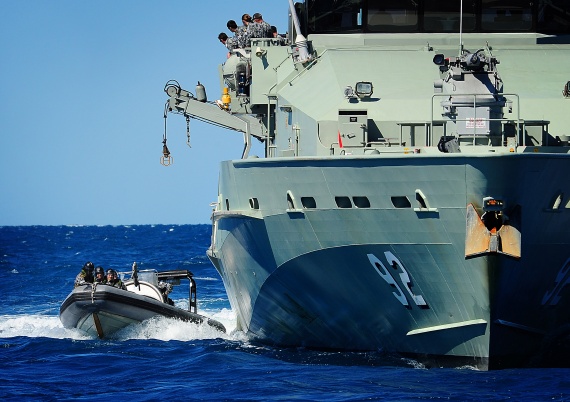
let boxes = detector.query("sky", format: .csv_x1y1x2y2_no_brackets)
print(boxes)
0,1,288,226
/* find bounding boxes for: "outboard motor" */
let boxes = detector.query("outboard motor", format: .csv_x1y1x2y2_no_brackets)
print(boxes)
433,49,506,146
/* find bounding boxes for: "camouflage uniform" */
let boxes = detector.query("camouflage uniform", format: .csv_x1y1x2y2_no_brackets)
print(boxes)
106,269,126,290
74,262,94,287
225,37,238,51
107,278,126,290
234,25,249,48
245,21,272,47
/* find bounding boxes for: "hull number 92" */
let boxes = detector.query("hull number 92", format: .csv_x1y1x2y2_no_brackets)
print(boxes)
367,252,428,308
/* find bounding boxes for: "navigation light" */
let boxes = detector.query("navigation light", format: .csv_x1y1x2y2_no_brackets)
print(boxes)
433,54,445,66
355,82,373,99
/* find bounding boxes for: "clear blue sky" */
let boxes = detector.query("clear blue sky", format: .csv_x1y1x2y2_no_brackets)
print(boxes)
0,1,287,226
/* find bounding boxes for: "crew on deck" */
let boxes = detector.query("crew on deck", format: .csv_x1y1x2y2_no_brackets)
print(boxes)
218,32,237,58
227,19,248,49
106,269,126,290
221,11,273,52
74,262,94,287
94,266,106,284
244,13,272,46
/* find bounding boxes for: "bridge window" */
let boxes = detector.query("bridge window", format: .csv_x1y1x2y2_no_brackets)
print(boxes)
424,2,476,32
481,0,533,31
368,1,418,32
537,0,570,33
305,0,570,34
307,0,363,33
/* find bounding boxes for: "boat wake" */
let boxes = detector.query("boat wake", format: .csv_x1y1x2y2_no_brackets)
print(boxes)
0,308,237,342
0,312,480,370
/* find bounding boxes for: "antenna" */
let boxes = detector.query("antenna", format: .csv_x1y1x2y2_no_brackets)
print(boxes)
288,0,311,63
459,0,464,55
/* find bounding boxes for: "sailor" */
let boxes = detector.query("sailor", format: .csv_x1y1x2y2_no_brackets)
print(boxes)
105,269,126,290
218,32,236,51
218,32,237,58
94,266,106,284
245,12,272,46
226,19,248,49
74,261,94,287
271,25,286,45
241,13,252,28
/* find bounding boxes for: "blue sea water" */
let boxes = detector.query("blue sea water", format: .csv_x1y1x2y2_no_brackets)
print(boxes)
1,225,569,401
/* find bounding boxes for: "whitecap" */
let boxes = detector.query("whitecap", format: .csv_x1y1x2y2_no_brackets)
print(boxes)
0,314,90,340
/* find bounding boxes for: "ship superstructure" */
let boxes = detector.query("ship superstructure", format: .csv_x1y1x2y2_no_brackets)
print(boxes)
164,1,570,369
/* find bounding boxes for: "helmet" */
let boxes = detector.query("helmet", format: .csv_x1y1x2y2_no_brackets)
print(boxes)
106,269,116,276
95,266,105,276
84,262,94,272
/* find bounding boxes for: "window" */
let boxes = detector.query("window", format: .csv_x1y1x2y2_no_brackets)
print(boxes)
308,0,364,33
423,1,476,32
368,1,418,32
481,0,533,31
303,0,568,34
537,0,570,34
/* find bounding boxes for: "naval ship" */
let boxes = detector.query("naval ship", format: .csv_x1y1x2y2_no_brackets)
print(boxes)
163,0,570,369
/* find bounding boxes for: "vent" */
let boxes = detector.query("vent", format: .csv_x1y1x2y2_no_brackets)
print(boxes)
391,196,411,208
335,196,353,208
249,198,259,210
301,197,317,209
416,191,428,209
352,196,370,208
287,191,296,209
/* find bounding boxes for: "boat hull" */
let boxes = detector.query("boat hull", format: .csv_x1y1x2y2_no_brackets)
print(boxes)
208,153,570,369
59,284,226,338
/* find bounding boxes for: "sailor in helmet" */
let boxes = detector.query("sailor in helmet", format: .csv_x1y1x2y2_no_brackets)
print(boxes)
74,261,95,287
106,269,126,290
94,266,106,284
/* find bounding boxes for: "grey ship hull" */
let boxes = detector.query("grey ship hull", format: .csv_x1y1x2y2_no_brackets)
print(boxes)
208,153,570,369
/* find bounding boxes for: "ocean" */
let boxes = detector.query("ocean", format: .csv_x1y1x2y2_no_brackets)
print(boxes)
1,225,568,401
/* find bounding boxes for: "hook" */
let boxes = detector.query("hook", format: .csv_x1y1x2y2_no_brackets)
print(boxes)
161,137,173,166
161,111,173,166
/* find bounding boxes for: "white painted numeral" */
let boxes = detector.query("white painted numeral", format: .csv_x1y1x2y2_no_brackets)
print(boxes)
367,252,427,307
384,252,427,307
542,258,570,306
367,253,408,306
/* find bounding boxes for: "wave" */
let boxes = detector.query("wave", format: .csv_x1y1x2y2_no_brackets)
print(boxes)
0,310,237,342
0,314,89,340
